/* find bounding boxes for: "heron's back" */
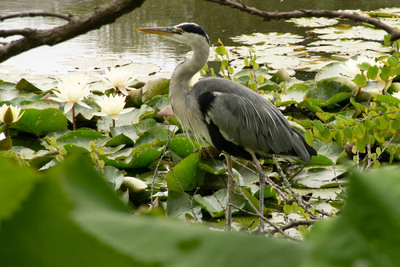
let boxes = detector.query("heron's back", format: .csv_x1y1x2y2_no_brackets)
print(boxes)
191,77,316,162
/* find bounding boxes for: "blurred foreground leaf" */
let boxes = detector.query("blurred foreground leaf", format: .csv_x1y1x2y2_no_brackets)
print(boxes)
0,154,306,267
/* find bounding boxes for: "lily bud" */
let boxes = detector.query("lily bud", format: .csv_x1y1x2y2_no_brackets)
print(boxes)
0,104,24,126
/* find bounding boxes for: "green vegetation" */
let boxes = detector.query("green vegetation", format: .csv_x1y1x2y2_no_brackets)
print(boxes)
1,9,400,266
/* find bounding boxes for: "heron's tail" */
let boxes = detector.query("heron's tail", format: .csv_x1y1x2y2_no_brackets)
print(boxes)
291,129,317,162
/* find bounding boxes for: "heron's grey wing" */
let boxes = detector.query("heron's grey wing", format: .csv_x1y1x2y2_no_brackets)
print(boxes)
193,77,313,161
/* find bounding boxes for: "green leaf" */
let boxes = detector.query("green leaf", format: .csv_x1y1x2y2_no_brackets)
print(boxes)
387,55,399,67
0,154,308,267
215,45,226,55
367,65,379,80
169,135,201,158
166,152,201,192
128,144,163,168
0,135,12,151
193,190,226,218
293,165,347,188
15,78,42,94
380,66,395,81
305,167,400,266
0,80,18,101
374,94,400,106
326,92,353,106
57,130,110,152
0,155,138,267
353,74,367,88
309,77,358,101
166,190,202,220
142,78,170,103
305,129,313,147
11,108,68,136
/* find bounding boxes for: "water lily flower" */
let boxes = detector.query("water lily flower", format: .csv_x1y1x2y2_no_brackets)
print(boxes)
0,104,24,126
103,67,136,96
50,74,92,130
51,74,92,113
341,56,381,78
341,56,394,94
93,94,134,126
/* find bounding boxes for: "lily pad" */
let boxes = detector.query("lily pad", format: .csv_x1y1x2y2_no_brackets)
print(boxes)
313,26,387,41
288,17,339,28
169,135,202,158
232,32,304,45
293,165,347,188
308,77,358,102
0,80,18,102
57,129,110,152
12,108,68,136
166,152,201,192
142,78,170,103
307,40,391,58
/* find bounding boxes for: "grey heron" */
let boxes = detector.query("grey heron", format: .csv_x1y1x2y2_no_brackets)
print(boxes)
137,23,316,231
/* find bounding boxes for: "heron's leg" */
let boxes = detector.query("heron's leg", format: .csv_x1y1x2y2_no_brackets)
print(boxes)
250,152,265,232
225,154,234,231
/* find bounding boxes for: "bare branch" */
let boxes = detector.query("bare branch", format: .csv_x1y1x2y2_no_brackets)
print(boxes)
205,0,400,41
0,12,72,22
0,0,146,63
0,29,36,38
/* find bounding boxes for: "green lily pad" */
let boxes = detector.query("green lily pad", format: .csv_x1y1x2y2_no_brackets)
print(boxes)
169,135,202,158
193,190,226,218
308,77,358,102
292,165,347,188
12,108,68,136
0,80,18,102
232,32,304,45
128,144,163,168
57,130,110,152
287,17,339,28
15,78,42,94
142,78,170,103
166,152,201,192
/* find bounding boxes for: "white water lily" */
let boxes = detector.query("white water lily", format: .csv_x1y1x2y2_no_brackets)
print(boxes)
94,94,134,120
341,56,382,78
340,56,394,94
51,74,92,113
0,104,24,125
103,67,136,96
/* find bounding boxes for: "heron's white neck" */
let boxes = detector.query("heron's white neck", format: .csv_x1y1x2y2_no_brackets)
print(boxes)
169,35,210,100
168,33,212,144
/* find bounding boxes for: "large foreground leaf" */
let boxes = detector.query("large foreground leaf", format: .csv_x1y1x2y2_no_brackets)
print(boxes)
0,154,306,267
304,167,400,266
2,154,400,266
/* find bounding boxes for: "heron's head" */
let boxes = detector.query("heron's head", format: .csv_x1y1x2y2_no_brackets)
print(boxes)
137,23,210,48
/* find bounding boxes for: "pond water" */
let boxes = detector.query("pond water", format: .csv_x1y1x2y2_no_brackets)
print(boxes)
1,0,400,77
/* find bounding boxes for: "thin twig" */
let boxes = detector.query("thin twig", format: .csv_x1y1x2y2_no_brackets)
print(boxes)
273,156,333,218
170,170,200,223
365,135,396,169
229,176,298,241
151,128,174,203
331,140,344,192
269,219,317,234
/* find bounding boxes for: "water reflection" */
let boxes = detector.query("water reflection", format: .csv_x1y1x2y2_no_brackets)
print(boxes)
1,0,399,75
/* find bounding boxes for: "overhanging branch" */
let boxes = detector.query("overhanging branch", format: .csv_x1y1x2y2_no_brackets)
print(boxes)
205,0,400,41
0,0,146,63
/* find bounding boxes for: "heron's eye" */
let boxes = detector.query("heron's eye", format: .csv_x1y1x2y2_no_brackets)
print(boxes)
173,28,184,34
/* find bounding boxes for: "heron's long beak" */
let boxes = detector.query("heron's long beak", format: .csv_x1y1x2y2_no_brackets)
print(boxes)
137,27,182,37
